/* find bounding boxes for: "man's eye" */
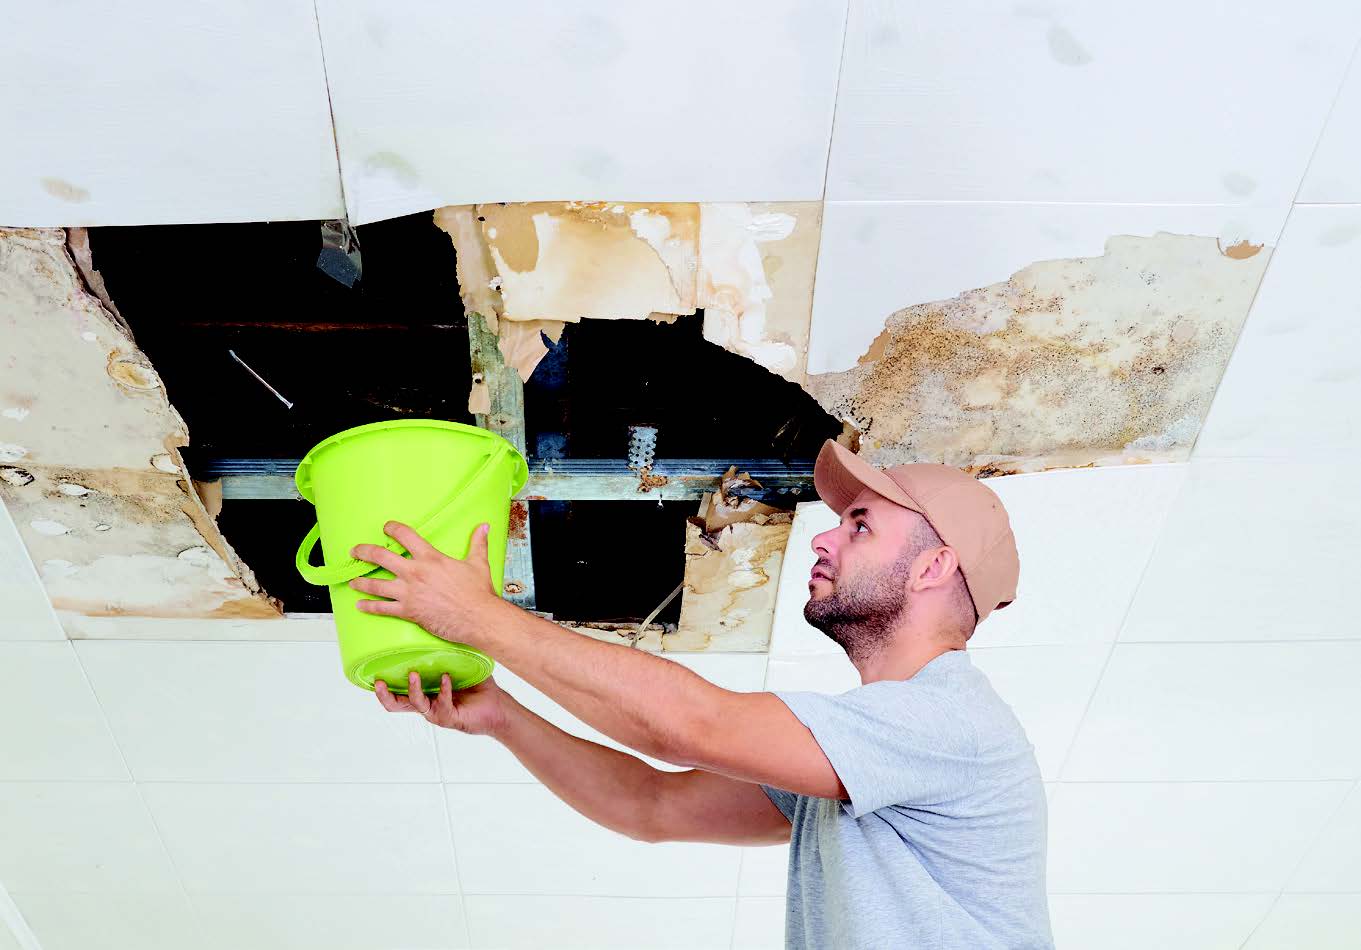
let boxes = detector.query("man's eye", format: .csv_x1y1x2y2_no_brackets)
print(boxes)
854,522,868,534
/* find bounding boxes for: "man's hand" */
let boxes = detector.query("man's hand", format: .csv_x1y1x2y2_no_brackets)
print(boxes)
376,670,511,736
349,520,503,647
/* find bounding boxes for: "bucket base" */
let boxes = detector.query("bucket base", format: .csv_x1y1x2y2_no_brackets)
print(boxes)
350,643,494,696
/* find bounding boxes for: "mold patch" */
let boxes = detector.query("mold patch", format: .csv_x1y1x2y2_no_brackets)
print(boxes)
806,232,1271,472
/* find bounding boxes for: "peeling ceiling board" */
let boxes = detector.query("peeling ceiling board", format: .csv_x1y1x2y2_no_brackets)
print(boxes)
1299,49,1361,202
445,201,822,383
314,0,849,223
0,1,342,226
0,229,277,620
808,202,1287,374
806,205,1276,471
673,520,792,653
827,0,1361,203
1195,205,1361,460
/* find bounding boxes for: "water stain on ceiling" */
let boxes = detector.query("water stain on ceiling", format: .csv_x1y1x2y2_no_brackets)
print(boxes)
806,232,1271,473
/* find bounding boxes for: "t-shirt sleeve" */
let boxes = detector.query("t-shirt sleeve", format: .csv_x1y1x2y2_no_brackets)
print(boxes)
774,680,978,819
760,783,799,821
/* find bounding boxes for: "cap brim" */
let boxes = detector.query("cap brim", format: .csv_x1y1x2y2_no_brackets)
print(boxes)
813,440,922,515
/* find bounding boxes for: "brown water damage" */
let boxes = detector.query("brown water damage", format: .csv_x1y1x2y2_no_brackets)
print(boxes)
807,232,1272,472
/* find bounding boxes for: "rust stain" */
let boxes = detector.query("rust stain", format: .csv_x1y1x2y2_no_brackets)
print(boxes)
807,233,1271,472
1219,238,1263,260
635,465,669,492
507,499,528,540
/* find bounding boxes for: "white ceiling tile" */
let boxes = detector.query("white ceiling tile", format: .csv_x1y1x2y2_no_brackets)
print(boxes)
0,502,62,641
142,783,458,895
192,894,468,950
769,502,846,658
808,201,1288,375
11,891,203,950
1299,51,1361,202
733,896,786,950
1048,781,1351,892
827,1,1361,202
0,643,128,780
316,0,848,223
75,641,438,783
0,1,342,226
1195,206,1361,459
447,784,740,897
976,465,1189,647
1119,460,1361,643
970,645,1110,780
739,844,789,898
1243,894,1361,950
438,654,766,783
464,896,734,949
764,655,861,696
1067,643,1361,782
1048,894,1275,950
0,782,180,894
1288,782,1361,892
0,918,20,950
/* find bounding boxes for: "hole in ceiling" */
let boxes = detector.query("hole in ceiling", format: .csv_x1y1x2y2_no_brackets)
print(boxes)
84,212,840,620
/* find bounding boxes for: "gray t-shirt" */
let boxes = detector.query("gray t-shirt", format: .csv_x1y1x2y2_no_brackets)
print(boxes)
762,649,1053,950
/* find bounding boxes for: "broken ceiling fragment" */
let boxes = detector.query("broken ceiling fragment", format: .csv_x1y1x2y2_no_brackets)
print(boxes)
671,467,794,652
806,232,1272,473
0,227,279,622
434,200,819,382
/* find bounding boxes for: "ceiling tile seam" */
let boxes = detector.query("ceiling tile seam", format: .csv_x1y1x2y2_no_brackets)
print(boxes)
428,723,474,947
308,0,352,223
1052,466,1191,781
1292,201,1361,207
0,882,44,950
821,199,1304,208
724,653,773,945
1233,778,1360,949
0,503,68,642
64,643,213,946
816,0,853,204
1292,36,1361,206
1193,36,1361,471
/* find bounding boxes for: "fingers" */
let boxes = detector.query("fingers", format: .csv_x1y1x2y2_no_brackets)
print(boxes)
466,522,490,566
384,521,437,558
354,596,402,615
374,679,414,712
349,543,408,575
407,670,432,714
349,575,400,599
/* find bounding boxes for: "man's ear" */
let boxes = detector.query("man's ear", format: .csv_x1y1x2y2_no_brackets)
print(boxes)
911,546,961,593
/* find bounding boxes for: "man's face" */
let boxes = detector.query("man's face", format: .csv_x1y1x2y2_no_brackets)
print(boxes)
803,488,917,649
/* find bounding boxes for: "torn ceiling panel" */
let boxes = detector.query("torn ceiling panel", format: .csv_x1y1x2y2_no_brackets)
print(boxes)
434,201,820,383
806,233,1271,473
0,228,279,620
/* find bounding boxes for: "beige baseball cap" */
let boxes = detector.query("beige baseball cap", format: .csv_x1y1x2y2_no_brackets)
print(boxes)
813,439,1019,623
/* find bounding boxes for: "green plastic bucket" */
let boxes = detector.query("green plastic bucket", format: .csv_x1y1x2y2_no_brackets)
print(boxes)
293,419,528,696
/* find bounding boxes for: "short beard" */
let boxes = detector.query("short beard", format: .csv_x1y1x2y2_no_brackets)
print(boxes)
803,548,914,665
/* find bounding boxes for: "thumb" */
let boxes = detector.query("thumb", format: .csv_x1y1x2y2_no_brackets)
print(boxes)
467,522,491,565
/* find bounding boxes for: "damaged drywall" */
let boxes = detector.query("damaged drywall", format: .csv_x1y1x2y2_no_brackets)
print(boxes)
806,232,1272,473
0,227,279,621
669,467,794,652
434,201,820,384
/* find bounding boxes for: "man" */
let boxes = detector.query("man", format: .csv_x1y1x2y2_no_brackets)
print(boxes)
350,438,1053,949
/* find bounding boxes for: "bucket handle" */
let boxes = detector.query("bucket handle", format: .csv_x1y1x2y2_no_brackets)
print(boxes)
295,442,511,587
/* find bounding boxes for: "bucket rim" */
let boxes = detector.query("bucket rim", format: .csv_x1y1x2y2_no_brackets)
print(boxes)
294,419,527,502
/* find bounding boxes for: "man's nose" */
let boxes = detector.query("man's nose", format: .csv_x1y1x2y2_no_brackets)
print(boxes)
811,527,836,558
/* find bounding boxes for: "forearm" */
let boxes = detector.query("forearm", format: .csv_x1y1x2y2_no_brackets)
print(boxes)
495,692,666,841
480,599,723,765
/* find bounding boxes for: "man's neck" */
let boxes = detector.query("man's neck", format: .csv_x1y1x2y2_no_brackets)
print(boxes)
852,630,965,684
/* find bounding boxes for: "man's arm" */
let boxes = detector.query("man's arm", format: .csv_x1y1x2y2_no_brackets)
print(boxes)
480,600,849,802
347,522,847,803
496,687,790,845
